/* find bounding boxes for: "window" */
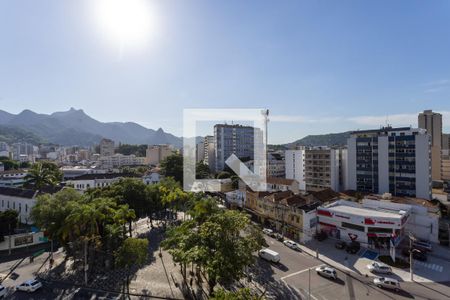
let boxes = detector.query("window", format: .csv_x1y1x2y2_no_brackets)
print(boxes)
342,222,365,232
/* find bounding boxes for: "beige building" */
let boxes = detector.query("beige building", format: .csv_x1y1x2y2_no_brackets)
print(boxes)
304,147,341,192
245,189,320,242
418,110,442,181
443,134,450,182
99,139,115,157
145,144,173,166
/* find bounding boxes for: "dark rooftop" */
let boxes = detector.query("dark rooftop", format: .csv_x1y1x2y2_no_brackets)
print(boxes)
70,173,141,181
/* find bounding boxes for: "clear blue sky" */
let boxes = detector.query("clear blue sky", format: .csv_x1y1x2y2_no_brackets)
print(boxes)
1,0,450,143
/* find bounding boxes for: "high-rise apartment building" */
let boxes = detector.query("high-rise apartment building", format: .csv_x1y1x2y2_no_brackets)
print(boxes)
145,144,173,166
304,147,342,192
99,139,115,157
418,110,442,181
203,136,216,172
214,124,263,171
442,133,450,182
347,127,431,199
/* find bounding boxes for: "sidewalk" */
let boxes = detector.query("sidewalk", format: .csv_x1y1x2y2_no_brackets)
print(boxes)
300,238,450,283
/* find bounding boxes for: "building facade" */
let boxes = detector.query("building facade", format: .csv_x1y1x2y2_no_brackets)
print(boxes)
285,149,306,191
145,144,173,166
98,154,145,169
214,124,263,171
203,135,216,172
99,139,115,157
304,147,342,192
418,110,442,181
347,127,431,199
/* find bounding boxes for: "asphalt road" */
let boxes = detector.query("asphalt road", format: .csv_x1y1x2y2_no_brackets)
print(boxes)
259,235,450,300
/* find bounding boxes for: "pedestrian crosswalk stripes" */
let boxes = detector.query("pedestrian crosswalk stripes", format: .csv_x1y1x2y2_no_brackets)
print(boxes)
415,261,444,272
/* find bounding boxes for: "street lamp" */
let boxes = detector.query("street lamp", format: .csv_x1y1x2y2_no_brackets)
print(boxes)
408,232,417,281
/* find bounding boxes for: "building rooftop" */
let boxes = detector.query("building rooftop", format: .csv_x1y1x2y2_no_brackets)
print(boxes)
0,187,36,198
267,177,296,185
327,204,404,219
70,173,141,180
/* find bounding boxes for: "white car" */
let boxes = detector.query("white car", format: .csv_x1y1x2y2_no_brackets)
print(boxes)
0,284,6,298
16,279,42,293
283,239,301,251
315,266,337,279
367,262,392,274
373,277,400,291
262,228,274,236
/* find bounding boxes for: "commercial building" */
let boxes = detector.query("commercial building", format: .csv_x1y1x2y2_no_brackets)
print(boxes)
214,124,263,172
418,110,442,181
145,144,173,166
317,196,439,248
347,127,431,199
285,149,306,191
99,139,115,157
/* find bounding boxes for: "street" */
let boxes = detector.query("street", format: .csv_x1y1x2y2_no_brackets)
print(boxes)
256,235,450,300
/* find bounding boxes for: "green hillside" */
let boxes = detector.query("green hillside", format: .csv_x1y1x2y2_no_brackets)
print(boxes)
0,125,46,144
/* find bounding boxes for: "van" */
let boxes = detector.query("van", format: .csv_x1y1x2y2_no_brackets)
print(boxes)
258,249,280,263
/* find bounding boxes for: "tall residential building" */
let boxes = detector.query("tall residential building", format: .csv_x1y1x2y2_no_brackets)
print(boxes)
304,147,342,192
99,139,115,157
214,124,263,171
442,134,450,182
267,152,285,178
347,127,431,199
145,144,173,166
203,136,215,172
418,110,442,181
285,149,306,191
196,141,205,163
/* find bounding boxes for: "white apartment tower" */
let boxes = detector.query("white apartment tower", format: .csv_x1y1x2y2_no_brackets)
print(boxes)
285,149,306,191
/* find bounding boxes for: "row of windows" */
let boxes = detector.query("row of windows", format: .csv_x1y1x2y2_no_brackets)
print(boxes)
1,199,28,212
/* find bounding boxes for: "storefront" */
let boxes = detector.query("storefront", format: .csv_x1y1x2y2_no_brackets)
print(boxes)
317,200,410,248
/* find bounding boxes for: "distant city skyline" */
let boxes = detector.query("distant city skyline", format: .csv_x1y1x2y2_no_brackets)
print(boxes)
2,1,450,143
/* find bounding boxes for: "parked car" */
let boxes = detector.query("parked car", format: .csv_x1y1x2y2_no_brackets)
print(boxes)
402,248,427,261
413,240,432,252
373,277,400,291
16,279,42,293
262,228,274,236
367,262,392,274
314,231,327,241
274,233,284,242
315,266,337,280
346,241,360,254
0,284,6,298
335,241,347,250
258,249,281,263
283,239,301,251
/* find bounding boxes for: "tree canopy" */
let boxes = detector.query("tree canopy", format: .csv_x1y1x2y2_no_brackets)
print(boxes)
25,161,63,190
160,153,183,184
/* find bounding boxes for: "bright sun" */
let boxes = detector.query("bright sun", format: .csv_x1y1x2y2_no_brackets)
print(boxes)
92,0,156,52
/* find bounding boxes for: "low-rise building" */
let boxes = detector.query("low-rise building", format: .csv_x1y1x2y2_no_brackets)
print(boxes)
142,172,161,185
98,154,145,169
266,177,299,193
0,169,28,188
66,173,141,192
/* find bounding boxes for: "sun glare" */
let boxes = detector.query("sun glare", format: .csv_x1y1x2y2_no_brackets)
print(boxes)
92,0,156,53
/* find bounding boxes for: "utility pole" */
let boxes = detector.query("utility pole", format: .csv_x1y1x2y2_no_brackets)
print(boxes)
308,268,311,300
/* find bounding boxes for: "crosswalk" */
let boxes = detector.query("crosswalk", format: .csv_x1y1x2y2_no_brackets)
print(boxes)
414,261,444,272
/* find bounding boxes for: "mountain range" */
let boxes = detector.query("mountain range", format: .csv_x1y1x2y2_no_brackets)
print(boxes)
0,108,183,147
284,131,350,148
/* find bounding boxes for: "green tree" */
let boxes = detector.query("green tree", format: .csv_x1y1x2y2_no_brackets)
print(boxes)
211,288,264,300
217,171,231,179
115,237,148,267
163,209,265,295
160,153,183,184
0,210,19,241
0,157,19,170
196,161,211,179
25,161,63,190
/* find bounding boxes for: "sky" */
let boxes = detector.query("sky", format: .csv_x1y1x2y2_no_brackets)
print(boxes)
1,0,450,144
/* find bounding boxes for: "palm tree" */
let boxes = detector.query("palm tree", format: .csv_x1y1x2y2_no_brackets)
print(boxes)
25,162,62,191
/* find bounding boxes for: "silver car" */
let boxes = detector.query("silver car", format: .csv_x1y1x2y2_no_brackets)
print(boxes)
373,277,400,291
367,262,392,274
315,266,337,279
